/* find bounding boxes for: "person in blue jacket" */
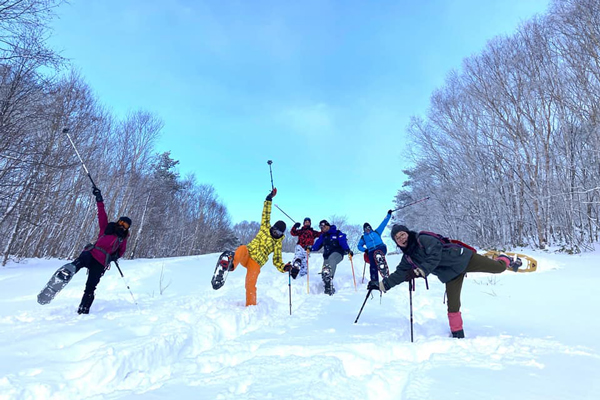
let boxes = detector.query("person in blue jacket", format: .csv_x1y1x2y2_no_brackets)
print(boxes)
311,220,353,295
358,210,392,289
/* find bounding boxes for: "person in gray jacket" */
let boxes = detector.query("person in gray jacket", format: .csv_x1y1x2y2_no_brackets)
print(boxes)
380,224,521,338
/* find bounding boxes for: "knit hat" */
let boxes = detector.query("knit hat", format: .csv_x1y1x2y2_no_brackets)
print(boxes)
273,220,286,233
319,219,330,227
118,216,132,228
303,217,311,223
363,222,372,231
390,224,409,239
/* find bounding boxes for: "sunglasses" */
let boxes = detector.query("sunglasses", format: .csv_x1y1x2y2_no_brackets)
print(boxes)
272,227,283,237
319,224,328,229
118,220,130,230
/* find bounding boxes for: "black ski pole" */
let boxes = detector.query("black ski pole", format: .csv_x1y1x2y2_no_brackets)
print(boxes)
63,128,98,189
362,260,367,284
288,269,292,315
274,203,296,224
391,196,430,213
114,261,140,311
354,288,374,323
409,280,414,342
267,160,274,190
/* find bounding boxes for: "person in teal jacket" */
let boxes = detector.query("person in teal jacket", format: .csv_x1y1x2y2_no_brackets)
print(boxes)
357,210,392,288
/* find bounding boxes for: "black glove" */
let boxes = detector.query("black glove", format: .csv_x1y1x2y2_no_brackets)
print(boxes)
305,245,311,251
348,250,354,257
388,209,393,215
291,266,300,279
266,188,277,201
405,267,425,281
367,281,380,291
283,262,292,272
293,222,301,229
92,187,103,202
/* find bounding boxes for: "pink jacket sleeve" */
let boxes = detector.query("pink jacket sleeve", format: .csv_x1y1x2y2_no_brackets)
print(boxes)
96,202,108,238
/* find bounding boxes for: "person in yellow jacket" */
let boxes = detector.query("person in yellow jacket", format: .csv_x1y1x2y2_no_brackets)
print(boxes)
225,188,293,306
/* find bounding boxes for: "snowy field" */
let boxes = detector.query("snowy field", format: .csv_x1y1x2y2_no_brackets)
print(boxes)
1,249,599,400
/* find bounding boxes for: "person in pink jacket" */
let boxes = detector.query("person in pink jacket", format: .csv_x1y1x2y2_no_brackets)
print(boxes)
41,187,131,314
71,187,131,313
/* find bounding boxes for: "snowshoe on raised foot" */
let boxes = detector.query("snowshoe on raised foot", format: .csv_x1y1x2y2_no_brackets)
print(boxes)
373,249,390,278
322,266,335,295
37,263,77,305
211,250,235,290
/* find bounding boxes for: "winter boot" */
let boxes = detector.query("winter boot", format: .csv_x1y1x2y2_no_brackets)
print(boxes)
448,311,464,339
322,266,335,295
497,254,523,272
78,293,95,315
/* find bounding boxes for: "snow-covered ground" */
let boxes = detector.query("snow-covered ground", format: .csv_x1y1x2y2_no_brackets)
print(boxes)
1,249,599,400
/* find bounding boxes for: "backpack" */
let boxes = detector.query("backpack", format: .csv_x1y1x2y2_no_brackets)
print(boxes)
418,231,477,253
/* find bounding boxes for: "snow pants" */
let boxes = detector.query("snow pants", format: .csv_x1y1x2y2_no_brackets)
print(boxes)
74,250,106,308
293,245,309,276
322,252,343,279
233,245,262,306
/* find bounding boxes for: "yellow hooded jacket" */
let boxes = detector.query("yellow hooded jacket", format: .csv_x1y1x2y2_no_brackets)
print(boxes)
246,200,286,272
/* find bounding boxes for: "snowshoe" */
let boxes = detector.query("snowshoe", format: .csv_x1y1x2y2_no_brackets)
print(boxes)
37,263,77,305
211,251,234,290
322,266,335,295
373,249,390,278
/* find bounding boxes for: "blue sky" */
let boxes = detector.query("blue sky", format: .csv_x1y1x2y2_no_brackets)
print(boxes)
48,0,549,229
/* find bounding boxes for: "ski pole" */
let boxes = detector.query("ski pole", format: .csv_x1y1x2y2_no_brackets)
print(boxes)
409,280,414,342
306,248,310,294
391,196,430,213
349,254,357,291
362,260,367,284
114,261,140,312
354,289,373,323
267,160,274,190
63,127,98,189
274,203,296,224
288,269,292,315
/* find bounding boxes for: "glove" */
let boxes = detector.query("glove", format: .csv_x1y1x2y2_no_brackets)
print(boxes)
305,246,311,251
283,262,292,272
291,266,300,279
293,222,301,229
92,187,103,202
348,250,354,257
367,281,380,291
405,267,425,281
266,188,277,201
388,209,393,215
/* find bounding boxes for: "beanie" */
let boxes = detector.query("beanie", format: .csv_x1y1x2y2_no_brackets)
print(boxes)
273,220,286,233
363,222,372,231
118,216,132,227
390,224,409,239
319,219,330,227
303,217,311,223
